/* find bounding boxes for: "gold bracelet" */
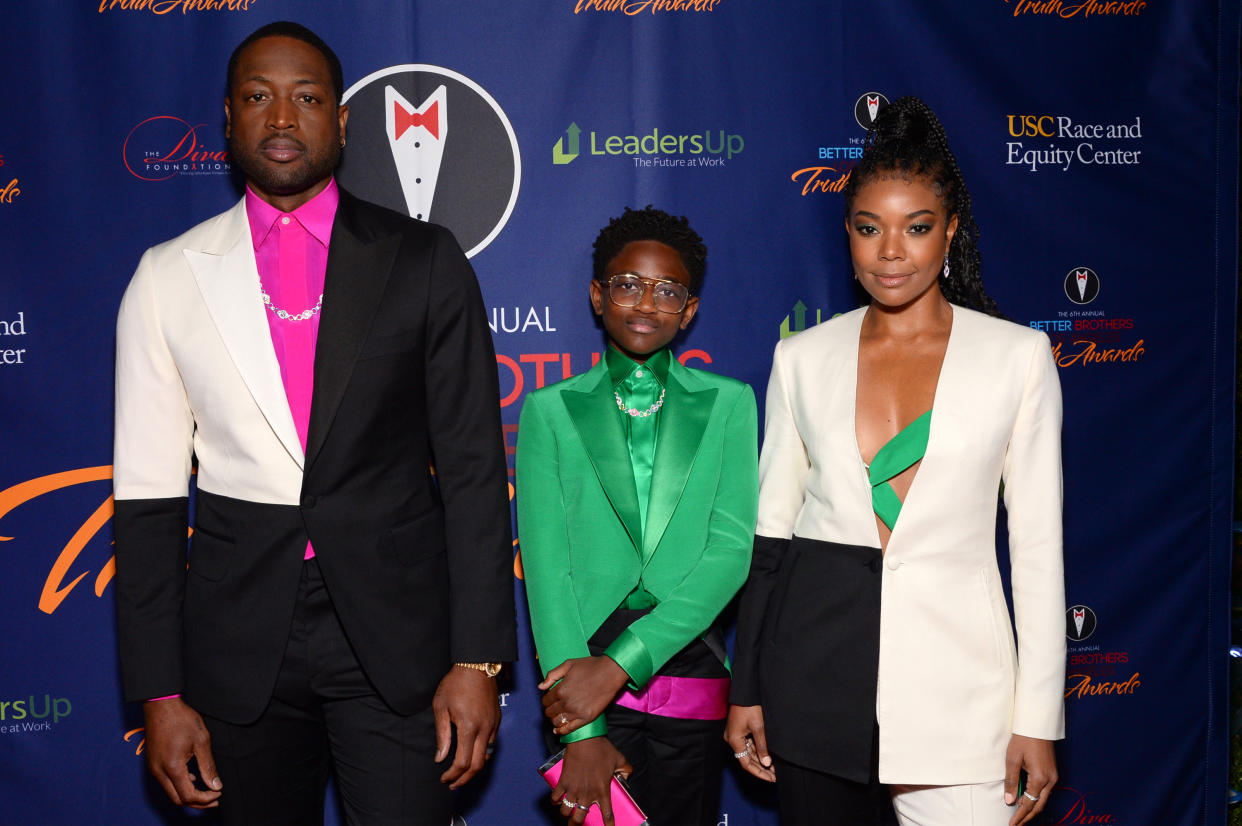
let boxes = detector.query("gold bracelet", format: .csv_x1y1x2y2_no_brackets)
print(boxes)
455,662,502,677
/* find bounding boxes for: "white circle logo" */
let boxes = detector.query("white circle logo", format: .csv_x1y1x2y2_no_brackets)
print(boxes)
338,65,521,258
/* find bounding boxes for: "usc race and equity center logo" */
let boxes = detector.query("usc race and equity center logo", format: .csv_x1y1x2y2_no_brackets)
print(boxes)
337,65,520,258
1005,112,1143,173
123,116,232,181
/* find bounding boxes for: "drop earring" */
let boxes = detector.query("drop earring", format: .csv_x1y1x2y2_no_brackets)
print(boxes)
942,257,951,280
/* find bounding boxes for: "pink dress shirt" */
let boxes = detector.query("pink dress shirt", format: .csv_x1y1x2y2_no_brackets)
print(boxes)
246,179,340,560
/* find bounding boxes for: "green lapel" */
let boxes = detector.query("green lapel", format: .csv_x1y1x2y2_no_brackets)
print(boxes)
642,362,717,563
562,362,644,552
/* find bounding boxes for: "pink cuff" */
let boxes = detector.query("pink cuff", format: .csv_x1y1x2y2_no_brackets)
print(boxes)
614,676,729,720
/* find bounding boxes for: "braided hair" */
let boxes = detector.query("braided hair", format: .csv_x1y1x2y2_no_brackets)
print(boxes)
843,96,1002,317
593,206,707,294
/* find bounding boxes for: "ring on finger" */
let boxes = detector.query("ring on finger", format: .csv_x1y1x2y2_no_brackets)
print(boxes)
734,747,750,759
575,803,590,811
558,713,569,726
561,798,576,808
1022,790,1039,802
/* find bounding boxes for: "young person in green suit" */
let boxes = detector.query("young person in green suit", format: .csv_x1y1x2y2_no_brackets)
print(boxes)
517,207,759,826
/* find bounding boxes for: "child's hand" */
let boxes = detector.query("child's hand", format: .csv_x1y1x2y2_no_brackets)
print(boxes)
551,737,632,826
540,656,629,736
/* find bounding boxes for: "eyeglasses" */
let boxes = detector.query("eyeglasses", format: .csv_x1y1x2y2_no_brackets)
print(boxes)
600,273,692,314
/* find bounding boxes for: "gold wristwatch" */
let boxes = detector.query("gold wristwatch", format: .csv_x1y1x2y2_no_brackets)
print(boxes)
456,662,502,677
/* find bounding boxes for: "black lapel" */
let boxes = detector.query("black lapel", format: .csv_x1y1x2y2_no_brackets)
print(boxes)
305,191,401,469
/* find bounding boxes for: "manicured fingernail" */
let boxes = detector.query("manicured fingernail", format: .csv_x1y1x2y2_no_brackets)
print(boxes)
211,778,222,790
1005,793,1015,805
761,756,771,767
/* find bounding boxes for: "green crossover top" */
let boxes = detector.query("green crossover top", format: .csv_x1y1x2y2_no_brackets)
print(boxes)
867,409,932,532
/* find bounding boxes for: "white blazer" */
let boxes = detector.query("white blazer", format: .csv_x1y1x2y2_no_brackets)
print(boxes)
758,304,1065,784
114,198,304,507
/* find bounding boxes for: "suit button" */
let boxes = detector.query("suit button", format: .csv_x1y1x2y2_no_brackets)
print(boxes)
868,557,882,574
301,494,317,509
886,557,900,571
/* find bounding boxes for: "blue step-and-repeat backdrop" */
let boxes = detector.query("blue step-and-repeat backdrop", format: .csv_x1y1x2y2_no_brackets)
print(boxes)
0,2,1238,824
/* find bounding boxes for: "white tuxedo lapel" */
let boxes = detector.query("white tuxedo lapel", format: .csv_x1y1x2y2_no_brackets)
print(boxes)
183,200,305,469
883,308,970,554
835,309,885,546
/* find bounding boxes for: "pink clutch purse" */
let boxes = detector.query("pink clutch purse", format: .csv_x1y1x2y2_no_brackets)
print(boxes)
538,749,649,826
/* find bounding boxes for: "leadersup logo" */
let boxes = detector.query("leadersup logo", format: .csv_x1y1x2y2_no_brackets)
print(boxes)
778,300,842,339
0,694,72,734
1065,605,1140,700
123,116,231,181
1005,114,1142,172
553,122,743,168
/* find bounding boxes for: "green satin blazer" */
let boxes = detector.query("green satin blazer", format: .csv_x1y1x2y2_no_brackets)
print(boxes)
516,353,758,741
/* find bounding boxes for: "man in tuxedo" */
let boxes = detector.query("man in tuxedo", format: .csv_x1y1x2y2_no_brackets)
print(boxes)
113,21,516,824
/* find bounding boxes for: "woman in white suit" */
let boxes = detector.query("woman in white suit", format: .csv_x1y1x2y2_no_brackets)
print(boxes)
725,97,1065,826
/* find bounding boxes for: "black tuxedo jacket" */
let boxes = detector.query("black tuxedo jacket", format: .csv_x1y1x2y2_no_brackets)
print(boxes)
113,189,516,723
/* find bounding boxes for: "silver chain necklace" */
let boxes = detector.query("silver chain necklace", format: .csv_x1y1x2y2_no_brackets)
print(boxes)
615,387,666,418
259,281,324,322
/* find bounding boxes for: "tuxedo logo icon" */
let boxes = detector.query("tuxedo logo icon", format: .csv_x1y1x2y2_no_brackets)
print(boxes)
339,65,521,258
1063,266,1100,305
854,91,889,130
1065,604,1097,641
385,85,447,221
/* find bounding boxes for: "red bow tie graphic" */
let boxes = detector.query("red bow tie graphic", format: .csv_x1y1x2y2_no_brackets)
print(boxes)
393,99,440,140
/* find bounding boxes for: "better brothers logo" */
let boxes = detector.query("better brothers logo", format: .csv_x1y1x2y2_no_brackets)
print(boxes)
792,92,887,197
1004,0,1145,17
123,116,231,181
1064,605,1140,701
338,65,520,258
1028,267,1146,368
573,0,721,13
1005,114,1142,172
98,0,256,13
553,122,742,169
